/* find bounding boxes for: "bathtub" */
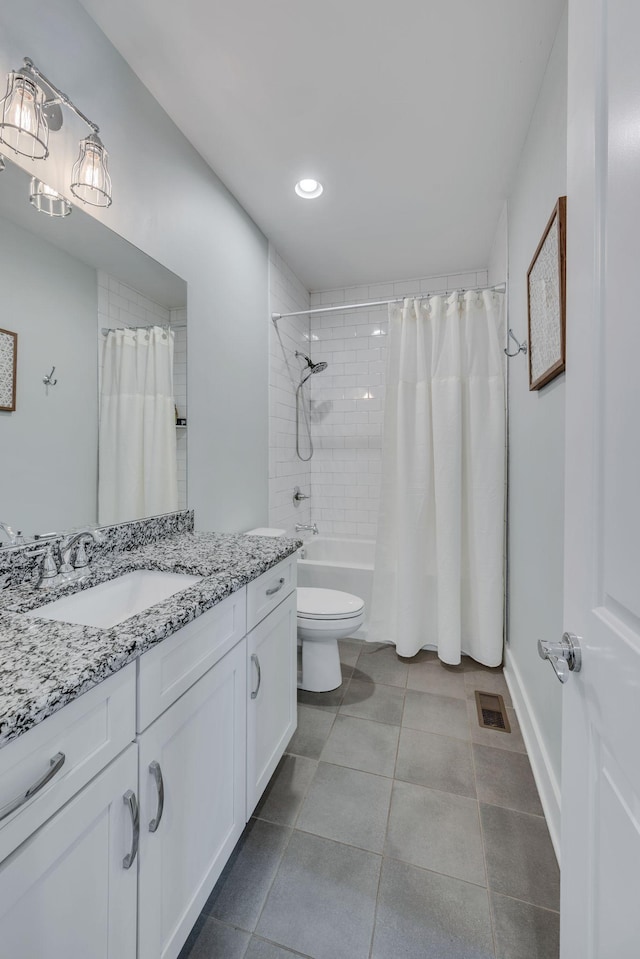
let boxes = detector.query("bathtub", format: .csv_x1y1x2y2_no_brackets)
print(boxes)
297,537,375,638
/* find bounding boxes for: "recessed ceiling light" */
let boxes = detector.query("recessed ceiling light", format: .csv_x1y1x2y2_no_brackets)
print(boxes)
295,178,323,199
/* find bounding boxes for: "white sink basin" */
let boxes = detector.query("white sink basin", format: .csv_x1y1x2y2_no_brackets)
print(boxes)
23,570,203,629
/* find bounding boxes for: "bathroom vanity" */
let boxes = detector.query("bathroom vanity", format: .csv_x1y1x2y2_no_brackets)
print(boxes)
0,524,298,959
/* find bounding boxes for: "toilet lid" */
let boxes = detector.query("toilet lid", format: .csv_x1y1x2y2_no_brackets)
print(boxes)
297,587,364,620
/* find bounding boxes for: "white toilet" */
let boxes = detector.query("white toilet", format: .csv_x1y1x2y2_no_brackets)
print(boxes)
245,528,365,693
297,586,365,692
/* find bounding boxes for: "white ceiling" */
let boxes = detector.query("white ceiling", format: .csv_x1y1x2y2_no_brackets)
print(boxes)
79,0,565,292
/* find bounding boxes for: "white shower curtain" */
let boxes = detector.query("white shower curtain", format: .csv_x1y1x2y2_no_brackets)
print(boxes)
99,326,178,525
369,291,506,666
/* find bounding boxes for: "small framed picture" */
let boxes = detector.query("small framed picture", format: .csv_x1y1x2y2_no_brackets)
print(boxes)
0,328,17,412
527,197,567,390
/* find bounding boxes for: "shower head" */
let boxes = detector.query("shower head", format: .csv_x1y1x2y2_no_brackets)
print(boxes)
295,351,328,375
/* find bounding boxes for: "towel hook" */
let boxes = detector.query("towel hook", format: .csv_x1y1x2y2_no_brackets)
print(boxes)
43,366,57,387
504,329,527,358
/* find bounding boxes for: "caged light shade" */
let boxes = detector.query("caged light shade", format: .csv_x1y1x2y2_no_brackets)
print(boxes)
0,72,49,160
29,178,71,217
70,133,112,208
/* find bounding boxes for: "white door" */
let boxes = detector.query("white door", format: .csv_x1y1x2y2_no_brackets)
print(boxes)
137,639,246,959
562,1,640,955
246,591,297,818
0,744,138,959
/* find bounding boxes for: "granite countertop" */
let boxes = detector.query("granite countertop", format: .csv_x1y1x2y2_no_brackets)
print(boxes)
0,531,300,749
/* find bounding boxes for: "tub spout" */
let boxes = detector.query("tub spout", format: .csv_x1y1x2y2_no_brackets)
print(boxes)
296,523,319,535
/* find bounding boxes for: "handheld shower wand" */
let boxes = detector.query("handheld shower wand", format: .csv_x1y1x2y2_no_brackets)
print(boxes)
294,351,329,459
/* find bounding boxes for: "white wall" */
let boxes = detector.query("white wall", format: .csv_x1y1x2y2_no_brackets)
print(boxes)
268,244,311,535
0,215,98,534
501,7,568,853
306,269,488,537
488,203,508,287
0,0,268,533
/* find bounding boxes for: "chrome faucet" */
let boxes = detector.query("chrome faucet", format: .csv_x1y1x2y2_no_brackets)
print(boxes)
59,528,106,579
28,527,106,588
295,523,319,535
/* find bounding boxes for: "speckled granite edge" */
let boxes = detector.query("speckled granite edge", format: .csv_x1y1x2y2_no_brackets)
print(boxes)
0,510,195,587
0,530,300,749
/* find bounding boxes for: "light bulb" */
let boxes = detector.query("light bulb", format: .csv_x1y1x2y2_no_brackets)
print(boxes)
295,178,323,199
70,134,112,207
0,72,49,159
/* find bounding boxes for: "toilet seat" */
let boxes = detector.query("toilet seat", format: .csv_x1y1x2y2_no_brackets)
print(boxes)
297,587,364,621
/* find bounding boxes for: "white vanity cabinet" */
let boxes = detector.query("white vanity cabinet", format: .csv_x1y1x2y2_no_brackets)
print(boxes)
0,743,139,959
246,589,297,817
0,553,298,959
137,638,247,959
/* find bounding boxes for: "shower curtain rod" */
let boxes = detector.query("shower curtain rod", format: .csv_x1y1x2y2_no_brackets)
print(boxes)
100,323,187,335
271,282,506,320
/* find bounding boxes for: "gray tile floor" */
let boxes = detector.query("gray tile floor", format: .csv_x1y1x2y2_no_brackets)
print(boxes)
179,642,560,959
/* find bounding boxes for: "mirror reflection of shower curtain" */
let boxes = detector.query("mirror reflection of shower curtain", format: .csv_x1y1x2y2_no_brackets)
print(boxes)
98,326,178,525
369,291,506,666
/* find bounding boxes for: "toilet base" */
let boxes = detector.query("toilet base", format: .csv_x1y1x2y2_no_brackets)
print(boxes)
297,634,342,692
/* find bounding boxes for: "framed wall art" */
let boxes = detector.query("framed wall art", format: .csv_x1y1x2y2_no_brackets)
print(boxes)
527,196,567,390
0,328,17,411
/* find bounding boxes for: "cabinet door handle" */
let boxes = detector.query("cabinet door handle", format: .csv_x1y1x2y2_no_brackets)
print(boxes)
122,789,140,869
266,577,285,596
0,751,65,823
251,653,262,700
148,761,164,833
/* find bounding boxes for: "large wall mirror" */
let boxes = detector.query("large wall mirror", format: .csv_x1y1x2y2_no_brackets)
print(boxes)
0,156,188,542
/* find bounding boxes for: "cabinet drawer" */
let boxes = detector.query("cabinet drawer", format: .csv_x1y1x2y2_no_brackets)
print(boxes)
137,588,246,732
246,556,296,631
0,663,136,863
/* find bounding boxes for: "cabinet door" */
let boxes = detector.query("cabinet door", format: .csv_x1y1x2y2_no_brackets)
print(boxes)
247,591,297,818
138,639,246,959
0,744,138,959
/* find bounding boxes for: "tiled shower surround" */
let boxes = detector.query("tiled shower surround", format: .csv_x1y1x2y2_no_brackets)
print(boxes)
269,267,488,537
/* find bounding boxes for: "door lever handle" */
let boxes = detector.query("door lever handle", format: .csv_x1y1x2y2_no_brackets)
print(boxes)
537,632,582,684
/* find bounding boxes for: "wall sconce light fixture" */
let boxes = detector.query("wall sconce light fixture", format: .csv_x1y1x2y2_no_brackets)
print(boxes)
0,57,112,210
29,177,71,217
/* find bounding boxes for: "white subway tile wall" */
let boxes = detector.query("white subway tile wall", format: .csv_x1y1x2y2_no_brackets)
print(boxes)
305,269,489,537
268,244,313,534
97,273,188,510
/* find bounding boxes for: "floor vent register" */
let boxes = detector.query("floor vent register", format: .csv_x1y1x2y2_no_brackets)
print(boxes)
474,690,511,733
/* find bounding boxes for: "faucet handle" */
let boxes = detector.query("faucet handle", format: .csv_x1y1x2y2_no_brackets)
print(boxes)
74,540,89,569
25,543,59,582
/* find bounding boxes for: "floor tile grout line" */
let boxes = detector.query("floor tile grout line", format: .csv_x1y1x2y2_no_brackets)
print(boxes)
292,822,387,858
337,707,406,729
247,818,297,944
235,921,316,959
489,890,561,915
469,718,498,958
381,851,490,891
368,712,406,959
286,747,548,818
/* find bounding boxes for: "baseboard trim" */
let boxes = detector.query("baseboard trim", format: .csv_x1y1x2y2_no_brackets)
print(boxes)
503,648,562,864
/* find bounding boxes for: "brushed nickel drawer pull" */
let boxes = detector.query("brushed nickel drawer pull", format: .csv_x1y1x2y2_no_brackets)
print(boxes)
122,789,140,869
266,577,285,596
148,761,164,833
251,653,262,699
0,751,65,822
